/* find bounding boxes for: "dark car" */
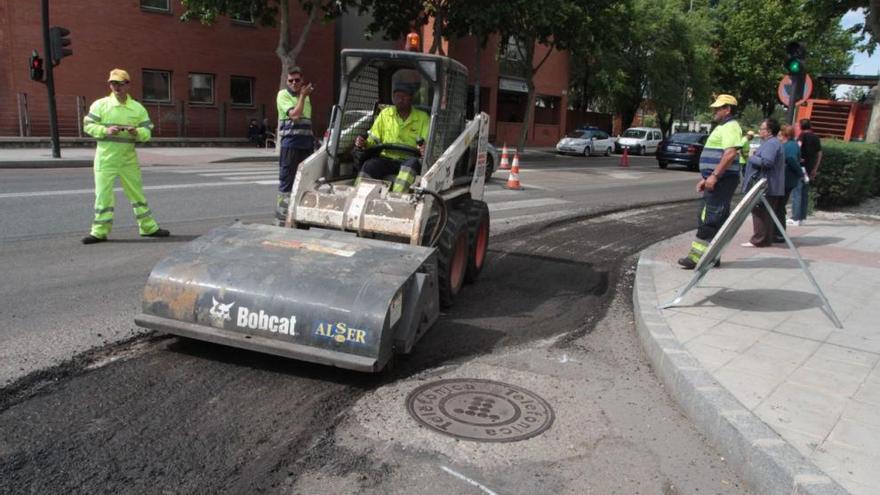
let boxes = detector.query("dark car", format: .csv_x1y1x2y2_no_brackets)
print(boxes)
656,132,708,170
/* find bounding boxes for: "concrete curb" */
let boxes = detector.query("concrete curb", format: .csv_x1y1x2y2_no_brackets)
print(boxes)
633,240,848,495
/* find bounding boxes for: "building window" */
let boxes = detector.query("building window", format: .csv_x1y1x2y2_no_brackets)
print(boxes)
140,0,171,13
230,76,254,106
189,73,215,105
534,95,561,125
497,90,528,122
142,69,172,103
231,11,255,24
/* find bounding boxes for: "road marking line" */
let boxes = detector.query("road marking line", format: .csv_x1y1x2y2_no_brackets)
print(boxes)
199,169,278,176
489,197,568,212
0,181,270,199
440,466,498,495
221,175,278,181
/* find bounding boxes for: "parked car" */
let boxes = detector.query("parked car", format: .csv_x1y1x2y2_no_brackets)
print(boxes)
657,132,708,170
555,128,615,156
614,127,663,155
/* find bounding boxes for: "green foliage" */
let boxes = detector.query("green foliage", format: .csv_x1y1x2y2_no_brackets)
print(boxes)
711,0,856,115
813,140,880,208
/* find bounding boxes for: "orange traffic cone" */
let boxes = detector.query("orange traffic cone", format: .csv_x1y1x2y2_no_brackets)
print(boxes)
504,152,522,190
619,147,629,168
499,143,511,170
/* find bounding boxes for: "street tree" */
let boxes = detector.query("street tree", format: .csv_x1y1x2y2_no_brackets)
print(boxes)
179,0,345,89
711,0,855,117
490,0,593,152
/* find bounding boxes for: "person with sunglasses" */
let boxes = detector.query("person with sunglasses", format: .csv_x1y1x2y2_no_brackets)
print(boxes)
275,67,315,224
80,68,169,244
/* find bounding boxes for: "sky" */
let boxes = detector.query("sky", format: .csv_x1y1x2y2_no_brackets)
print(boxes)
835,9,878,97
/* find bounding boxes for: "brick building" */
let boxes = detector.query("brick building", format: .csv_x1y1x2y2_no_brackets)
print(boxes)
0,0,335,139
426,28,570,147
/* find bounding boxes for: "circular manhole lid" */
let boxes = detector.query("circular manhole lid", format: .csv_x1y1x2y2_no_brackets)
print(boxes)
406,378,555,442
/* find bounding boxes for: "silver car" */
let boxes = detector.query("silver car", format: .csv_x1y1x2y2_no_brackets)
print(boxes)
556,129,615,157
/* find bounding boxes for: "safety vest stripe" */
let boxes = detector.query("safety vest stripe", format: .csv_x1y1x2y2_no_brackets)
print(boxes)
92,218,113,225
135,209,153,220
278,128,314,137
95,207,114,214
699,148,740,172
137,120,154,129
95,136,137,143
131,202,149,208
86,113,102,123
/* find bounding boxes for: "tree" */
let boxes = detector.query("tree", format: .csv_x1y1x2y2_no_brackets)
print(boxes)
180,0,343,89
712,0,856,117
491,0,593,151
575,0,713,136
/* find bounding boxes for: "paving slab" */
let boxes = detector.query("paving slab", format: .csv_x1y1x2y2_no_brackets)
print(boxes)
635,214,880,495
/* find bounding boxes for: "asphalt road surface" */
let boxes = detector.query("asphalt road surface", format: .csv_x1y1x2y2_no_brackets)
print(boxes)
0,152,746,494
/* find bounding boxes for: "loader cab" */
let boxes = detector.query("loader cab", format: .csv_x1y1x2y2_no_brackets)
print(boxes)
327,49,469,181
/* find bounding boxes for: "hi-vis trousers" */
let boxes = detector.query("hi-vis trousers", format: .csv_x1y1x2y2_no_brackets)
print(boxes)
90,163,159,238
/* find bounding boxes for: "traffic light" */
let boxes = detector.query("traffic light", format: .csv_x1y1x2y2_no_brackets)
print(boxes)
49,26,72,66
29,50,44,81
784,41,806,75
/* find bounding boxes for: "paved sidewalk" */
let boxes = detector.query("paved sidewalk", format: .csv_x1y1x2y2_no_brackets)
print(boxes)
635,214,880,495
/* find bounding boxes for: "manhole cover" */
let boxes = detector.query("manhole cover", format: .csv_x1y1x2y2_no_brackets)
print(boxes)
406,378,554,442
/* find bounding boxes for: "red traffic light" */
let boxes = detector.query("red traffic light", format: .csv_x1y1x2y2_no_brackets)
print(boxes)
29,49,44,81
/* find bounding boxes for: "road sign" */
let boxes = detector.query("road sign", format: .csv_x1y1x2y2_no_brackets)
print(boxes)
777,74,813,106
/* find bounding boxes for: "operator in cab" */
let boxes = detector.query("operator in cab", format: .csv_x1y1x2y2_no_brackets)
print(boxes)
354,83,430,193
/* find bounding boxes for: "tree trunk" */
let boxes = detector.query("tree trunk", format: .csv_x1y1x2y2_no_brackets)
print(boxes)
866,84,880,143
473,43,481,117
275,1,318,89
517,81,536,153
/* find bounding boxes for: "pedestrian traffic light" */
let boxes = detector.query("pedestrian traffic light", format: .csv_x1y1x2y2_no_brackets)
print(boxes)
784,41,806,75
49,26,73,66
29,50,44,81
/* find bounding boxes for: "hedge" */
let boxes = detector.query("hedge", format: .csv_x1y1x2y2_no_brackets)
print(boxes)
812,140,880,209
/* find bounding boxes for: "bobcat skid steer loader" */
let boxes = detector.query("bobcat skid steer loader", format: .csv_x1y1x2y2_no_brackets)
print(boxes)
135,49,491,372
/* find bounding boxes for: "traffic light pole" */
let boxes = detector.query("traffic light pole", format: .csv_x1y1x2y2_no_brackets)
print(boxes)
41,0,61,158
786,73,806,125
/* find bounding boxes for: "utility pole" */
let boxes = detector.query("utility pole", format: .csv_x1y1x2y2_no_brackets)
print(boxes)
41,0,61,158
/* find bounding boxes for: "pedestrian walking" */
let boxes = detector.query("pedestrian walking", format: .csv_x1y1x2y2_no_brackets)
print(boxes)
275,67,315,225
81,69,169,245
677,94,743,269
740,118,785,248
789,119,822,226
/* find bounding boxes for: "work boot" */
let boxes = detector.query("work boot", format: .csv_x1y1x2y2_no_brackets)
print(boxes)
82,235,107,245
677,257,696,270
142,228,170,238
677,256,721,270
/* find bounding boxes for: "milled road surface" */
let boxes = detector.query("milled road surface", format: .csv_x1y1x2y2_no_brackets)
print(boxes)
0,202,747,494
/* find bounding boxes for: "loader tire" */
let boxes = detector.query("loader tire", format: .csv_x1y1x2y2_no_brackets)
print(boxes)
437,210,469,308
465,200,490,284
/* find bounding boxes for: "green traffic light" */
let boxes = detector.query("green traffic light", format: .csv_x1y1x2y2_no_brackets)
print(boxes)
786,58,803,74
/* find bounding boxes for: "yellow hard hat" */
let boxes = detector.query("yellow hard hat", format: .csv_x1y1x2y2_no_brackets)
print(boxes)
710,94,737,107
108,69,130,83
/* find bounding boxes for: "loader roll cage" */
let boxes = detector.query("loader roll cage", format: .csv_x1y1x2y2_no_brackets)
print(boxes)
326,49,469,180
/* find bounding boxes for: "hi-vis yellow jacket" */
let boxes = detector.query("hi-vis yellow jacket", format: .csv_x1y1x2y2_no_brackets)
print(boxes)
83,95,153,170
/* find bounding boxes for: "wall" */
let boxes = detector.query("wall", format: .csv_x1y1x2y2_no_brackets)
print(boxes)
1,0,335,139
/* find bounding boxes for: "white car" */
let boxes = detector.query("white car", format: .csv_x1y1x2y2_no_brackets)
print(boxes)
555,128,615,157
615,127,663,155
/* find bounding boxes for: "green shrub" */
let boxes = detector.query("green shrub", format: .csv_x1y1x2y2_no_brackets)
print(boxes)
813,140,880,209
